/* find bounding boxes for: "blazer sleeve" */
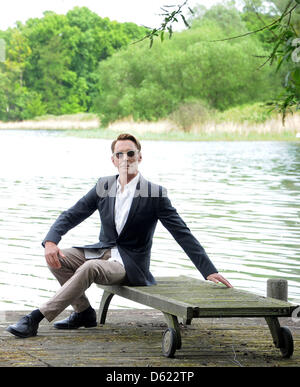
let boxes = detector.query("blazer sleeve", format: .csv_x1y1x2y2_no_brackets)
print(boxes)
42,185,99,247
156,187,218,279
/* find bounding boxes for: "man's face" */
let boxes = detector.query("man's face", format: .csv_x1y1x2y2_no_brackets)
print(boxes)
111,140,142,176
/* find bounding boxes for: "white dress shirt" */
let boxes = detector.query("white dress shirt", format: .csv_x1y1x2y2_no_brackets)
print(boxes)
109,172,140,266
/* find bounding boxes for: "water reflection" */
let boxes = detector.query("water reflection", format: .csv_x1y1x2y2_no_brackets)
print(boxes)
0,131,299,310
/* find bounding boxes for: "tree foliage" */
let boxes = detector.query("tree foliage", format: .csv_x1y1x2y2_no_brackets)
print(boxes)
0,2,297,126
0,7,146,121
151,0,300,123
92,3,284,126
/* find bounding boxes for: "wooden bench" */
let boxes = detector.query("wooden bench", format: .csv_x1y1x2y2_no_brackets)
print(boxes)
97,275,298,358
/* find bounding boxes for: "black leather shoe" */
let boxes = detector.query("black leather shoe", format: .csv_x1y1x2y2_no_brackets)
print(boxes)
6,315,38,338
54,308,97,329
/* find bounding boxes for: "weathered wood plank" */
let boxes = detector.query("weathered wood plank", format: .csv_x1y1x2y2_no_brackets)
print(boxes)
98,275,297,319
98,284,196,319
2,310,300,367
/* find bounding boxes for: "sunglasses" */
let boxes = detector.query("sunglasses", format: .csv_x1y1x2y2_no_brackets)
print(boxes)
113,150,139,159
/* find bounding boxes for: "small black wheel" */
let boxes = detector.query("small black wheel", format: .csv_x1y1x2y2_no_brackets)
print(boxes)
279,326,294,358
162,328,177,358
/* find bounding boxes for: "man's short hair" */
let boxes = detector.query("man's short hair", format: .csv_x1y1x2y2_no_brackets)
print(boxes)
111,133,141,153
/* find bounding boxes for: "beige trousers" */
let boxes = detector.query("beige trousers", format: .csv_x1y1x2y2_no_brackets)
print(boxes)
40,247,126,322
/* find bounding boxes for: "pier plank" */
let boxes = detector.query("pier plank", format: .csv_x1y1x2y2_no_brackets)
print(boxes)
1,309,300,367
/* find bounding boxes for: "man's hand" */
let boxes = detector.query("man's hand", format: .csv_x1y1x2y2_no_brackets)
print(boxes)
207,273,233,288
44,241,66,269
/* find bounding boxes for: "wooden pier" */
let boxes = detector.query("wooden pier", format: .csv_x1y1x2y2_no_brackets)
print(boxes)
1,309,299,367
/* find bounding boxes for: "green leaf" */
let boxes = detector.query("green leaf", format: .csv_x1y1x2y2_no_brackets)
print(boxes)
181,14,190,28
291,68,300,85
269,23,280,31
149,36,154,49
284,71,291,87
276,57,284,72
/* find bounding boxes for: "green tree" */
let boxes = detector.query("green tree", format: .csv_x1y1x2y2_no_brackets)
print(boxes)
0,6,147,120
65,7,147,109
0,27,47,121
191,1,247,34
5,29,31,87
272,0,300,32
151,0,300,121
35,34,86,114
92,14,282,125
240,1,300,120
0,70,9,121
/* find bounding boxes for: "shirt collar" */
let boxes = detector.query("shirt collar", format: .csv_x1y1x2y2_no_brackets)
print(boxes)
116,172,140,193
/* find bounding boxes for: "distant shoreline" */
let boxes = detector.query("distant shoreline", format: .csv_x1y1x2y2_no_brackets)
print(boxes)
0,113,100,131
0,113,299,141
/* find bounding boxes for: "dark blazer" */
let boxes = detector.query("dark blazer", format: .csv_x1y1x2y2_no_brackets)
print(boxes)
42,174,218,286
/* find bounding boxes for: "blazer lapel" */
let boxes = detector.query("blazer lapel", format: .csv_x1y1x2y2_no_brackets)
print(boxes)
107,175,118,231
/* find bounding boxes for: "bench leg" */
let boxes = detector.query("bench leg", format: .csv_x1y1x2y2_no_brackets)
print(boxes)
265,316,294,358
265,317,282,348
98,290,114,325
162,313,182,350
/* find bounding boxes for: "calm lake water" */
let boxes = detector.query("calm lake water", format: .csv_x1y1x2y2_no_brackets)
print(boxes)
0,130,299,311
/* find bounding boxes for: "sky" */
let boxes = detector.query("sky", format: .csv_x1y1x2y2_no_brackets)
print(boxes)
0,0,225,31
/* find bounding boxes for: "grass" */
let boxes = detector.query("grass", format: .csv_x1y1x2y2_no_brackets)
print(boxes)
214,102,275,124
60,127,299,142
1,103,299,142
32,113,99,122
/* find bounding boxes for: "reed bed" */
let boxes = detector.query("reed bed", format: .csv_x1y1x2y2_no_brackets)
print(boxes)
0,112,299,141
